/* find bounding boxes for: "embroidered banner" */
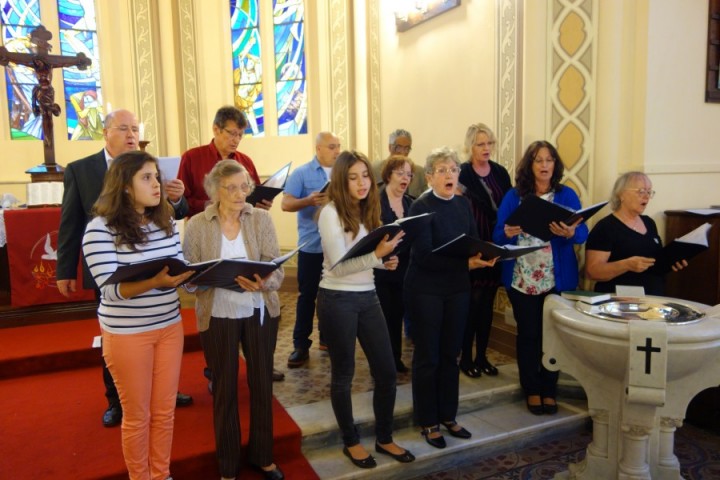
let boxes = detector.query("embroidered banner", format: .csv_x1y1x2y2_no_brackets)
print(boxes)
5,207,94,307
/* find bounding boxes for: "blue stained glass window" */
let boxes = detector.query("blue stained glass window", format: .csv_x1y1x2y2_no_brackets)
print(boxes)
273,0,306,135
1,0,42,140
58,0,103,140
231,0,264,137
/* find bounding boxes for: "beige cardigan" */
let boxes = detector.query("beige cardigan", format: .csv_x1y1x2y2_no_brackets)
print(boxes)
182,202,284,332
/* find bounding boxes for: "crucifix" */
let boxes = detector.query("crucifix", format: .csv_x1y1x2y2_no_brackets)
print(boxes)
0,25,91,180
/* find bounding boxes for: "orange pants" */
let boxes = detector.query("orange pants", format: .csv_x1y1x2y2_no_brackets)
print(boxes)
102,320,184,480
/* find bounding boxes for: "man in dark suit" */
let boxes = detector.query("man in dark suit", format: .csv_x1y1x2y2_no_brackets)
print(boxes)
56,109,193,427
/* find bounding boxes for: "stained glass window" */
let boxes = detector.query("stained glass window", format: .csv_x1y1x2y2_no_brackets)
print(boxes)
230,0,264,137
57,0,103,140
273,0,306,136
1,0,42,140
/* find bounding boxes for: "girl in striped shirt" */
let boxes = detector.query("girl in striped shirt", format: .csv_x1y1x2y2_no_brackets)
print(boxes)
82,150,193,480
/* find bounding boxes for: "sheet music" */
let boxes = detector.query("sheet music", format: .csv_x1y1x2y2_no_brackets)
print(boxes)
157,156,181,181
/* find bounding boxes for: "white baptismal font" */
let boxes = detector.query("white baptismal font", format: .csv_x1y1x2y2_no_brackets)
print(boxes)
543,294,720,479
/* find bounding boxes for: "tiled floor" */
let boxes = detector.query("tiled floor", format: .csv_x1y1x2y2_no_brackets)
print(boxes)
181,289,514,409
271,291,515,409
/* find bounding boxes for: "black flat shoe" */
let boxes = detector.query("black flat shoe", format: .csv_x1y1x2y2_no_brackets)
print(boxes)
526,396,544,416
477,360,499,376
375,442,415,463
421,425,446,449
543,397,558,415
251,463,285,480
342,446,376,469
441,420,472,439
460,364,482,378
396,360,409,373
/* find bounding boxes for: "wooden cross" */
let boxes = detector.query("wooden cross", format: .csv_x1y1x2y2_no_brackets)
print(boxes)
0,25,92,169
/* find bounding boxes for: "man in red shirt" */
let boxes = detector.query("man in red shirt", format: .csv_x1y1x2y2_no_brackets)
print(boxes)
178,105,271,217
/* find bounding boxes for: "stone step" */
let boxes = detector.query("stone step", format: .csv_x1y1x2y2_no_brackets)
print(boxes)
287,363,589,479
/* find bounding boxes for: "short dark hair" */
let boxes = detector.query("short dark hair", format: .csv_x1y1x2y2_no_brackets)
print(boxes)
213,105,248,130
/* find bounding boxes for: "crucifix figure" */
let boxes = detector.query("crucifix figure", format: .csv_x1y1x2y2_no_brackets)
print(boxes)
0,25,92,168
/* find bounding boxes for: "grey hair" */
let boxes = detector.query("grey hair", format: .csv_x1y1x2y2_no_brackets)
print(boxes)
203,159,254,203
388,129,412,145
609,171,649,211
425,146,460,173
463,123,496,160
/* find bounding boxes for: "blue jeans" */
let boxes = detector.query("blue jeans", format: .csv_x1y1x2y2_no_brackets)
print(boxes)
292,251,324,350
406,289,469,427
317,288,397,446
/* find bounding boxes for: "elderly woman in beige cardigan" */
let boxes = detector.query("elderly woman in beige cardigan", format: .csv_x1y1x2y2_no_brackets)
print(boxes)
183,159,285,480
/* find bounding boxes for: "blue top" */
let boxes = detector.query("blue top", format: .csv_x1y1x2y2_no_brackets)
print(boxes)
492,186,588,292
284,156,330,253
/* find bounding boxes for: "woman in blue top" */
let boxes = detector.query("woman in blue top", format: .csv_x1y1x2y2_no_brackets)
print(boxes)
492,140,588,415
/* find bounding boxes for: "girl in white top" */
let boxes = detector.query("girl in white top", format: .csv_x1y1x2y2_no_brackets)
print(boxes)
316,150,414,469
82,151,193,480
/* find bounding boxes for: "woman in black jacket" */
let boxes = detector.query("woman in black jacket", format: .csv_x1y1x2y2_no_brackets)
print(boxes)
458,123,512,378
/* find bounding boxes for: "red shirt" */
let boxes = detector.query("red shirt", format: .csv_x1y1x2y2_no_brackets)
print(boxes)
178,140,260,217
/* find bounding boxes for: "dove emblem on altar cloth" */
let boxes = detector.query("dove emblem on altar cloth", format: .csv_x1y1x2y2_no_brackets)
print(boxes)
41,233,57,260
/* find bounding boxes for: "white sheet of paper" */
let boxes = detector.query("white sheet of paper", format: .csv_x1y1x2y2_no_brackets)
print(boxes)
157,156,181,181
92,335,102,348
684,209,720,215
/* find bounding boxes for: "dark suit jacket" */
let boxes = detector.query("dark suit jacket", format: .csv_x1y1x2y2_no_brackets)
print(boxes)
56,150,189,289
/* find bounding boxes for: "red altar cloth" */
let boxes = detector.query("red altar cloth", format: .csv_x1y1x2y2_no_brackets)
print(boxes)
4,208,95,307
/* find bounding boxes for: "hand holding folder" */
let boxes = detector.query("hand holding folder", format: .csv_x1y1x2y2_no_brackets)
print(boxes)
432,233,543,260
505,196,607,241
331,213,433,269
648,222,712,274
104,244,304,292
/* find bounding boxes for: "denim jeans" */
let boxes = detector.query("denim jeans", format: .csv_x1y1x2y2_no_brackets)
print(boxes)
292,251,324,350
317,288,397,446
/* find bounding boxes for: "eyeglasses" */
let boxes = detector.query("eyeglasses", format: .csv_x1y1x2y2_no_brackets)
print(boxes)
392,144,412,153
109,125,139,134
626,188,656,198
223,128,244,140
433,167,460,175
220,183,253,195
392,170,413,178
533,157,555,164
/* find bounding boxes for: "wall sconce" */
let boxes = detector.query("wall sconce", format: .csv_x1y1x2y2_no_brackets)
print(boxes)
394,0,461,33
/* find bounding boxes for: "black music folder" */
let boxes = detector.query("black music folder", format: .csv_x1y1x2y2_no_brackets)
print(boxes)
331,213,433,269
104,244,303,292
246,162,292,205
505,195,607,241
432,233,543,260
649,222,712,274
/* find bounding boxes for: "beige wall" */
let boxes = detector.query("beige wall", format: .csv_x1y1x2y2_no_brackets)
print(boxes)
377,1,496,164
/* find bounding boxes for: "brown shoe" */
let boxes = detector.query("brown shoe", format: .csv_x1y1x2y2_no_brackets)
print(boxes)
272,369,285,382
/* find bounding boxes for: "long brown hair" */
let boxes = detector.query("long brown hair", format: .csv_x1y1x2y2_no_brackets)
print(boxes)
326,150,381,238
92,150,174,249
515,140,565,198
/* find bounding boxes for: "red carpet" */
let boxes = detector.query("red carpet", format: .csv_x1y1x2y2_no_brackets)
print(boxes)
0,310,318,479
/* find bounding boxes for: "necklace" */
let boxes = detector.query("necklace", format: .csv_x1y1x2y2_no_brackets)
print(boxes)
616,213,643,232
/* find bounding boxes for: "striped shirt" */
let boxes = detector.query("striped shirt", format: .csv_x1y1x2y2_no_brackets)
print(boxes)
82,216,184,334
